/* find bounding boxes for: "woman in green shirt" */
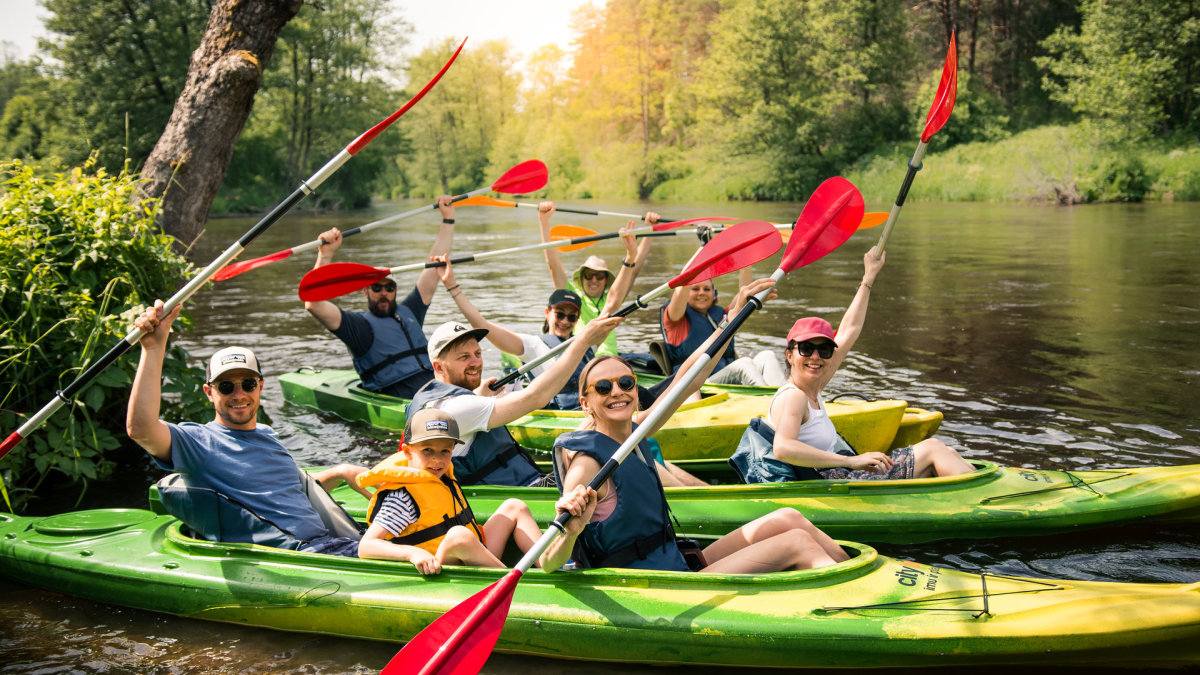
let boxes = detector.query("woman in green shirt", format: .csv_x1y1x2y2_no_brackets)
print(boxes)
538,201,655,357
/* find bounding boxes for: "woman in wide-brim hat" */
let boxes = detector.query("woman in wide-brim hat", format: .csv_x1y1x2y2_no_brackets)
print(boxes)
762,248,973,481
538,201,656,357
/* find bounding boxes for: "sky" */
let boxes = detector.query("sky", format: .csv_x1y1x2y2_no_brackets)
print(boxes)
0,0,593,63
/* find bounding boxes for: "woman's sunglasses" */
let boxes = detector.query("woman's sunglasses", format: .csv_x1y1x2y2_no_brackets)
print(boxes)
369,281,397,293
581,271,607,282
792,340,836,359
553,310,579,322
213,377,260,395
584,374,637,397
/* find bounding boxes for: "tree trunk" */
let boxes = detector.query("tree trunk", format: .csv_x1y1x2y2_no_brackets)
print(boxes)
141,0,303,249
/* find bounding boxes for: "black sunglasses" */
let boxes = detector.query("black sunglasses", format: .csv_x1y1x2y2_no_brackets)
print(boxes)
793,340,836,359
214,377,260,395
369,281,397,293
553,310,579,322
585,374,637,397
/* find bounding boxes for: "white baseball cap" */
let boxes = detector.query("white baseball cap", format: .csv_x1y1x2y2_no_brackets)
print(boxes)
206,346,263,383
427,321,488,361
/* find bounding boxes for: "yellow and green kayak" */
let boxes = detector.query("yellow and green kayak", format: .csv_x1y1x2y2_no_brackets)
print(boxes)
278,368,941,463
320,460,1200,544
2,507,1199,668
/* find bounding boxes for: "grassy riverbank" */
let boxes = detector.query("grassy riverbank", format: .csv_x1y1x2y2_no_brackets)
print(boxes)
651,124,1200,205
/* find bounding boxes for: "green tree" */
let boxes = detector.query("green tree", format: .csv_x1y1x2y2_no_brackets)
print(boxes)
1037,0,1199,142
40,0,214,168
691,0,912,198
217,0,411,211
400,39,521,196
0,158,207,512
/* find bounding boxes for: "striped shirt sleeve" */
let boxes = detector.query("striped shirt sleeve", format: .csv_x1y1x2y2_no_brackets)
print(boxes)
373,488,419,537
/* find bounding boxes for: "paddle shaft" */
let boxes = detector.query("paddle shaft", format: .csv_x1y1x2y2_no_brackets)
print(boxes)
488,280,672,390
294,189,488,257
0,40,467,460
873,141,928,257
509,272,775,574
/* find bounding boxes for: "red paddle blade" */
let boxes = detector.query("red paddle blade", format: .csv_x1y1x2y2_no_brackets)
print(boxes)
381,571,522,675
491,160,547,194
457,195,517,208
921,33,958,142
670,220,782,287
212,248,295,281
650,216,737,232
858,212,889,230
781,177,863,272
349,38,466,155
298,262,390,302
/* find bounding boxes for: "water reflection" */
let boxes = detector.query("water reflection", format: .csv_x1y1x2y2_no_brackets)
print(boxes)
3,199,1198,673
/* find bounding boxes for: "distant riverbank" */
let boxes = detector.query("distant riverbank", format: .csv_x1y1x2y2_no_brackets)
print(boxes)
649,124,1200,206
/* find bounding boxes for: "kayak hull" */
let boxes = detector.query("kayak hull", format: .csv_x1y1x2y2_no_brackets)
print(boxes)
277,368,931,460
313,461,1200,544
1,509,1198,668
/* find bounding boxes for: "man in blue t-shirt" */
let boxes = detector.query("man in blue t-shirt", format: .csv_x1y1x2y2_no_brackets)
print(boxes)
303,196,457,399
127,301,369,555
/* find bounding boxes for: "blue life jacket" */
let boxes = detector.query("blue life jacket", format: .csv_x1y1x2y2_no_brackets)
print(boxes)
659,303,737,374
728,417,857,483
553,428,688,571
406,379,544,487
538,333,593,410
352,309,433,392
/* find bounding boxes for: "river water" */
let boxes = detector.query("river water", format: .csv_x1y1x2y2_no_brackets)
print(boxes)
2,199,1199,673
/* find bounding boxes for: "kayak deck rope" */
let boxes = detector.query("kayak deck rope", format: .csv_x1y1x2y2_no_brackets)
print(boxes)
816,572,1064,619
979,470,1131,504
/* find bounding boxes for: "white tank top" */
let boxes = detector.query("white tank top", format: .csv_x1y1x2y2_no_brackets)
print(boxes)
766,383,839,453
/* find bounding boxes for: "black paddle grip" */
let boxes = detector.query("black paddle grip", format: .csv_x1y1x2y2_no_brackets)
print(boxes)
893,161,922,208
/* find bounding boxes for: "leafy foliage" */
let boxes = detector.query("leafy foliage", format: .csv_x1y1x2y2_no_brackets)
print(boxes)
0,158,207,511
1038,0,1200,143
216,0,412,212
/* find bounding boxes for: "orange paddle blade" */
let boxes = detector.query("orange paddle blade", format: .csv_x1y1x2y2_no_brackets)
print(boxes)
457,195,517,208
858,212,889,229
549,225,601,252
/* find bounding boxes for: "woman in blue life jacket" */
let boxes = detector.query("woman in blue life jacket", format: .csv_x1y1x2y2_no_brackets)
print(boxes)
438,256,592,410
660,266,786,386
765,248,973,481
538,278,851,574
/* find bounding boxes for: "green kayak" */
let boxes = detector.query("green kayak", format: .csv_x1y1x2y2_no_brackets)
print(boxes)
277,368,942,464
2,507,1199,668
317,461,1200,544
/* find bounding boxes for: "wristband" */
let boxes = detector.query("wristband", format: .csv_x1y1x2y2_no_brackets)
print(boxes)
860,282,873,290
442,218,455,225
622,259,635,268
445,284,460,293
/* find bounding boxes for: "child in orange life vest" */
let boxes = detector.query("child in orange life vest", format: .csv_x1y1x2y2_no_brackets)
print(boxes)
355,408,544,575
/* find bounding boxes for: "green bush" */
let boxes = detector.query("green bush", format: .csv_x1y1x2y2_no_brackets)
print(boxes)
0,157,208,511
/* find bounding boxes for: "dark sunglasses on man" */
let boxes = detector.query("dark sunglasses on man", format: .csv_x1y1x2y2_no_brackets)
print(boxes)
584,374,637,397
369,281,397,293
213,377,260,395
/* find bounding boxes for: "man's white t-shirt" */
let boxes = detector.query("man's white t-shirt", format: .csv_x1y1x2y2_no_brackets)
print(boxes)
436,394,498,458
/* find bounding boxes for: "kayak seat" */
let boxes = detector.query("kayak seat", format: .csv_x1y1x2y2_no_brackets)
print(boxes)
154,471,364,549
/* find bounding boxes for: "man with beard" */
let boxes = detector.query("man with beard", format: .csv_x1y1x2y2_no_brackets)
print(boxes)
406,317,620,487
127,301,369,554
437,253,590,410
303,196,457,398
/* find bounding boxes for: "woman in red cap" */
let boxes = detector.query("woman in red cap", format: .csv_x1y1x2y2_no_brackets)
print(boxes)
752,249,972,481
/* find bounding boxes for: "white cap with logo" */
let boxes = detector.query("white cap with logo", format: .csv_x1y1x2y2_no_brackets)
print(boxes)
427,321,488,361
206,346,263,383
